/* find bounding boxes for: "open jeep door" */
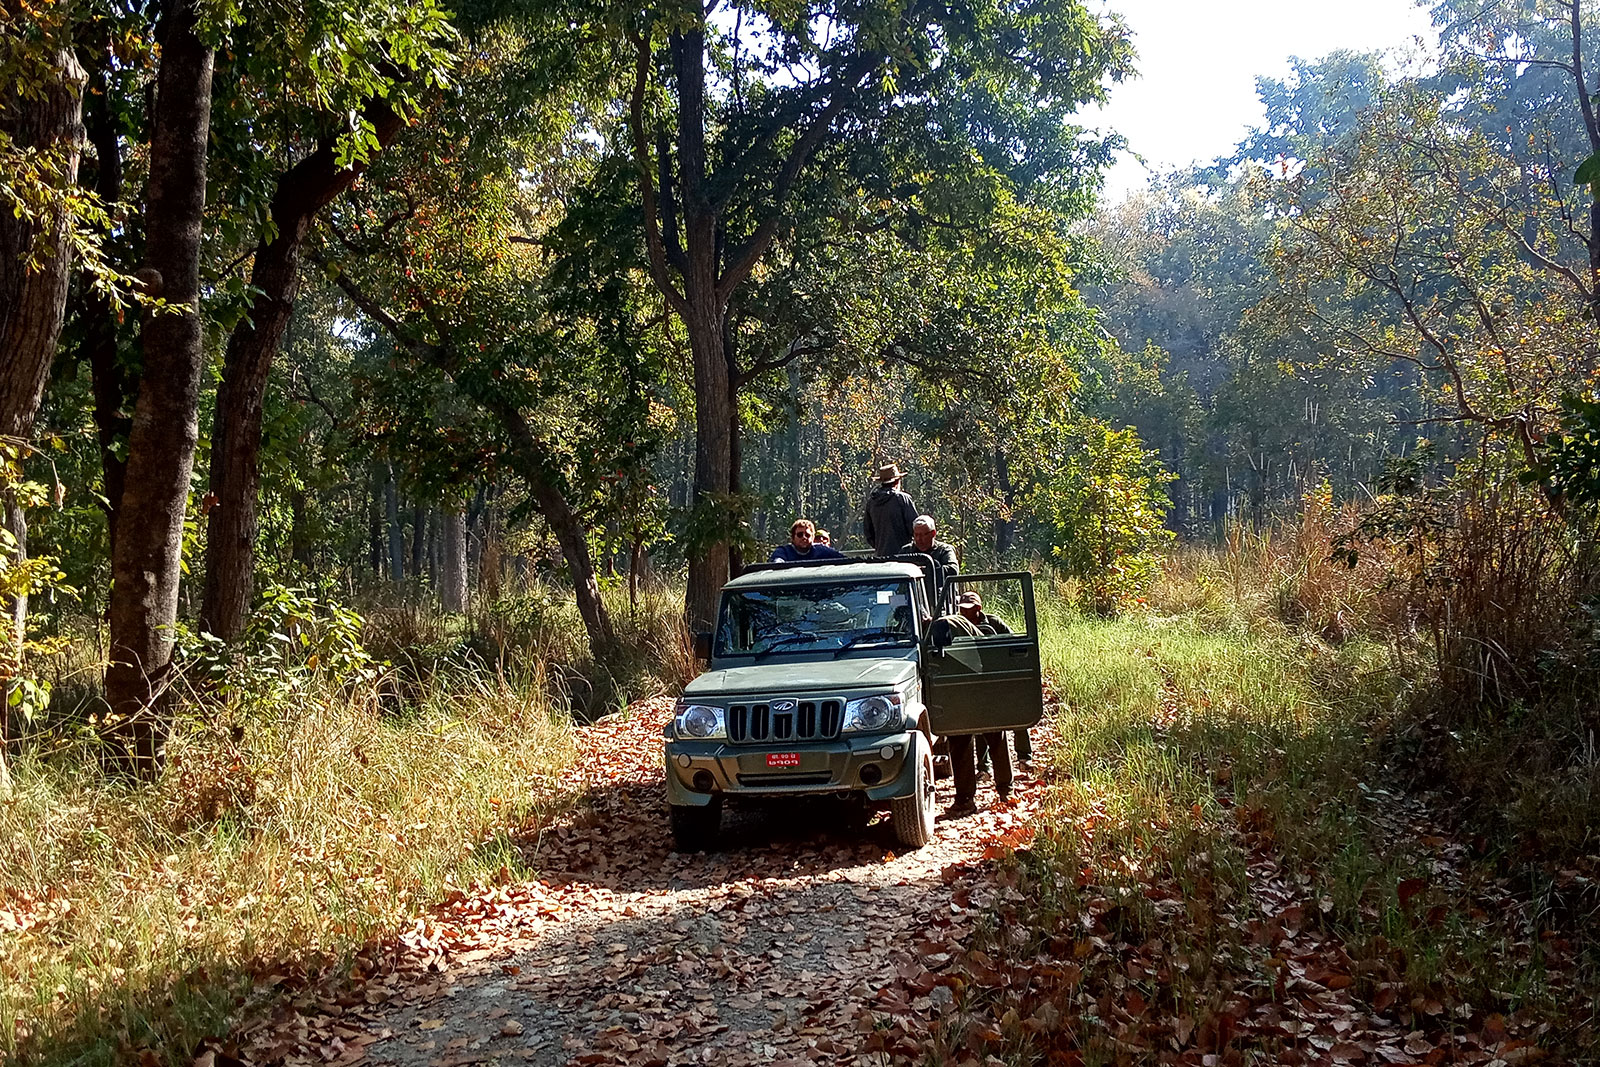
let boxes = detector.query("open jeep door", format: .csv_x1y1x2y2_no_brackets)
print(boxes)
922,572,1044,736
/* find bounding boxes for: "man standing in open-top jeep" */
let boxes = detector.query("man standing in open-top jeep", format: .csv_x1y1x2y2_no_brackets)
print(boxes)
862,463,917,555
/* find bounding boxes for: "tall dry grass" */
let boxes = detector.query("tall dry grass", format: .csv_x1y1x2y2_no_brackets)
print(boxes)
1147,485,1407,648
1153,476,1600,859
0,670,574,1064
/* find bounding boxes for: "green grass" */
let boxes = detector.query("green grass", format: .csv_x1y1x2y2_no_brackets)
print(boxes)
944,581,1599,1060
0,581,690,1066
1038,592,1396,873
0,670,577,1064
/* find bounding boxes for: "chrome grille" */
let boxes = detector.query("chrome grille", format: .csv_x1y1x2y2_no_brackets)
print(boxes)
728,699,842,743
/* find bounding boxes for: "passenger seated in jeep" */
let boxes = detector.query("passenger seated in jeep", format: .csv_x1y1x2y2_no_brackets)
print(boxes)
955,590,1011,635
769,519,846,563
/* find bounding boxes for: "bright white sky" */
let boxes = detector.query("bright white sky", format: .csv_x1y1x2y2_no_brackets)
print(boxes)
1086,0,1437,201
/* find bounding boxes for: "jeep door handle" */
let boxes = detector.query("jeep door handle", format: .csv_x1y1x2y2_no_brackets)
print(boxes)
1007,648,1029,658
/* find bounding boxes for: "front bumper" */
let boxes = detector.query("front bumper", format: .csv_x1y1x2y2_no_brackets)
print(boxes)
664,729,918,808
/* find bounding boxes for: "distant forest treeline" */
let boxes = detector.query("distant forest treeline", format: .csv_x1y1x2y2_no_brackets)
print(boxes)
1080,2,1598,535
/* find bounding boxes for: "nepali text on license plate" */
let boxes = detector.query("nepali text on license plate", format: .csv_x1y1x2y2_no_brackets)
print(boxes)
767,752,802,768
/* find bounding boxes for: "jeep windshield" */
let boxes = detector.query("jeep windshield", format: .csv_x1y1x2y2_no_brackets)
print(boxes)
715,579,919,658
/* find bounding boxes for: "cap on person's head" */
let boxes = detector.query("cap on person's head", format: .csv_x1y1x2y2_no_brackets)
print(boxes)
956,591,983,611
875,462,905,484
815,528,831,542
912,514,936,532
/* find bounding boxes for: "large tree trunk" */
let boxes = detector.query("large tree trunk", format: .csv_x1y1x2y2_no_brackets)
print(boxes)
725,310,744,578
685,307,733,630
0,48,84,434
675,27,733,631
199,106,402,642
0,42,87,794
103,0,214,778
81,45,132,552
385,466,404,581
440,508,467,613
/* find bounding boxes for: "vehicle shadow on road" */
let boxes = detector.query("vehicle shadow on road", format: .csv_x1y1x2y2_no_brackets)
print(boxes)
519,773,941,894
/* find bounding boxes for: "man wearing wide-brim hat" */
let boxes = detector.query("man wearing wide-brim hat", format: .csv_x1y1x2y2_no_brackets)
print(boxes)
861,461,917,555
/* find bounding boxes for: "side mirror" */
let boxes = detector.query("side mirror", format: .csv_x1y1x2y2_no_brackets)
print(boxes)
926,617,956,650
692,631,713,661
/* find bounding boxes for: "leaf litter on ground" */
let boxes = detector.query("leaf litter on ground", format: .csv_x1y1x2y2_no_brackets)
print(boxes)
202,696,1039,1066
199,688,1590,1067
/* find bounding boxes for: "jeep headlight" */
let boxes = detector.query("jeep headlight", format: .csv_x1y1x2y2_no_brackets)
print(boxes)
675,703,726,739
842,694,902,733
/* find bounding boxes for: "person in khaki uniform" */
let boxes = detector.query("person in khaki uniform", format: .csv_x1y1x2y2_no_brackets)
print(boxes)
959,590,1034,774
927,611,1011,817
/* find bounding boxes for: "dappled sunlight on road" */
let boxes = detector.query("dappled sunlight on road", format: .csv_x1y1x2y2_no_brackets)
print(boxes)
225,696,1046,1065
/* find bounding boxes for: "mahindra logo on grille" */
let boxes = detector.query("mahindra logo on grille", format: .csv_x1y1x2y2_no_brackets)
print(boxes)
771,700,798,713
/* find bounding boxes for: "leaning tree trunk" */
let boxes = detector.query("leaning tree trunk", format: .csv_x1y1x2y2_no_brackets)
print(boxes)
104,0,214,778
473,392,617,657
200,106,403,642
324,269,620,661
0,42,86,795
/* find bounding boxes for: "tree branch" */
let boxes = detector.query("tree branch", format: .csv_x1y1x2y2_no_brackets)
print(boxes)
716,53,881,306
736,334,821,387
1571,0,1600,155
625,30,688,319
314,250,453,372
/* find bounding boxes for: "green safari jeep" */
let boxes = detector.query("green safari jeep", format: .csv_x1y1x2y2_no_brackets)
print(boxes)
663,557,1042,850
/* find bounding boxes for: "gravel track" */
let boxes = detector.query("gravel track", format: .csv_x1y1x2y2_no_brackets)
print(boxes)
239,697,1040,1067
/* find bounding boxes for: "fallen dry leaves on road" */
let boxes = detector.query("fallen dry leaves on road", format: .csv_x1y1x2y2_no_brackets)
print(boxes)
927,782,1588,1066
202,697,1040,1066
196,692,1592,1067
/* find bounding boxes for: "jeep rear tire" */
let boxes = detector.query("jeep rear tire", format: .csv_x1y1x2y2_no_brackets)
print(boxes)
670,799,722,852
890,739,935,848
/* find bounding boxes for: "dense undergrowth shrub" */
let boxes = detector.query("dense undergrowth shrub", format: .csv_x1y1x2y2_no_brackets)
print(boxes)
362,579,693,719
1329,473,1600,857
1143,472,1600,861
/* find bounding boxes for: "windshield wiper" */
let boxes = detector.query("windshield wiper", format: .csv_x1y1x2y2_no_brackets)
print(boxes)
753,632,827,659
833,629,910,657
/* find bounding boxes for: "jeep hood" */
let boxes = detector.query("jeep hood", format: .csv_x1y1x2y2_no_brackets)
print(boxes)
684,655,918,697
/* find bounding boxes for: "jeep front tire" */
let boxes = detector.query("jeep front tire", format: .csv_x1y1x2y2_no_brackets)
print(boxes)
890,738,935,848
669,799,722,852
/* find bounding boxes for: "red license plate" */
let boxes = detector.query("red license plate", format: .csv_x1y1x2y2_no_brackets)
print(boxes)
766,752,802,768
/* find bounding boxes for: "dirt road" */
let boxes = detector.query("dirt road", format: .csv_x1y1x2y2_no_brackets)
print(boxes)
233,697,1035,1067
